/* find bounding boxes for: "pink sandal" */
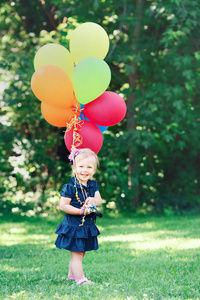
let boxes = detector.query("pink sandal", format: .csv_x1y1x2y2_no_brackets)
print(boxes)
67,275,75,280
76,277,94,285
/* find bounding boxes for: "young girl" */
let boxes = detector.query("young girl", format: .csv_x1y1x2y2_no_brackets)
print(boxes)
55,148,102,285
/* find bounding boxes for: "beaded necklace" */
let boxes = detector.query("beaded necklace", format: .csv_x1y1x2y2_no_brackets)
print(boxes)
73,175,88,205
73,175,89,226
74,175,97,226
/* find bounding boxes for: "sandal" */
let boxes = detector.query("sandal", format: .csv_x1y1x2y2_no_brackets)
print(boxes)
67,275,75,280
76,277,94,285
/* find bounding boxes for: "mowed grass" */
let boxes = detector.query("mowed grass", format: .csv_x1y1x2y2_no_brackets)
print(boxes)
0,213,200,300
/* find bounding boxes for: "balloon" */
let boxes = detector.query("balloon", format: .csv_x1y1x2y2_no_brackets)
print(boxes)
69,22,109,64
84,91,127,126
97,124,108,133
41,102,80,127
31,65,75,108
79,112,108,133
72,57,111,104
34,43,74,78
64,120,103,153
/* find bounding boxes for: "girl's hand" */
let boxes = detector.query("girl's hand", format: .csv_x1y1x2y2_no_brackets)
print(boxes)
80,204,91,215
86,192,102,207
85,197,96,206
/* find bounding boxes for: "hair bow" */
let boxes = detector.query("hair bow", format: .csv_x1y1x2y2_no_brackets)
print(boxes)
68,148,80,165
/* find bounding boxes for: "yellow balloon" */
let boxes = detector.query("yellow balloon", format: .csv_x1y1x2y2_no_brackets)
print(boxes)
34,43,74,78
70,22,109,64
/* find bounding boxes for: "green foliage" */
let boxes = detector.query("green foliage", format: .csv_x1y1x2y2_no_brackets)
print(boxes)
100,0,200,212
1,0,200,214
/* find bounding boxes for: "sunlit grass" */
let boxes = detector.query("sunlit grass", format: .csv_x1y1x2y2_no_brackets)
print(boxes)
0,214,200,299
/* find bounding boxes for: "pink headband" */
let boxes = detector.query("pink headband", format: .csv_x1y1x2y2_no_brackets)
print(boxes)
68,148,98,165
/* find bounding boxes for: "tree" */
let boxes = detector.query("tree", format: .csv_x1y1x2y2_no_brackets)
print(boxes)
1,0,200,215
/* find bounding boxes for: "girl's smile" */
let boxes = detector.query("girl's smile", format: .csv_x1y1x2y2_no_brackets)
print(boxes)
75,157,96,185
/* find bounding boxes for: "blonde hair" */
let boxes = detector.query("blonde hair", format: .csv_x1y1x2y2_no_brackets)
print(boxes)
69,148,99,176
75,148,99,169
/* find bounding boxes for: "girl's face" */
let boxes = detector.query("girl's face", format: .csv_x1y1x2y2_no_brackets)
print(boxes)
75,156,96,185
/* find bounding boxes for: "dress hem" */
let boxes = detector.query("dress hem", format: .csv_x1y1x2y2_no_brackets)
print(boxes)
55,244,99,252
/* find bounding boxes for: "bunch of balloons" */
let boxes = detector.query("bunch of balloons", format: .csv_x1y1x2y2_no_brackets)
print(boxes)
31,22,127,153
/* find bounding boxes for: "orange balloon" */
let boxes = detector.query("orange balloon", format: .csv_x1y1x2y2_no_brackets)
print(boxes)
41,102,80,127
31,65,74,108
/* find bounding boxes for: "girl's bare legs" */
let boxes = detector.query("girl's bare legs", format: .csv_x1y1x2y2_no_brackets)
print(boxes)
68,251,85,278
68,259,73,277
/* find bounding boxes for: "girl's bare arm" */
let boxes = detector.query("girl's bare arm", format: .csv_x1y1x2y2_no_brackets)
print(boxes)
60,197,81,215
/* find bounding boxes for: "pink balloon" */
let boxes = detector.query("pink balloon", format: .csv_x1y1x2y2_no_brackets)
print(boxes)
64,120,103,153
84,91,127,126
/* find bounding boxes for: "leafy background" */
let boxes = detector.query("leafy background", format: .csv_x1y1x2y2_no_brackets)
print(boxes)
1,0,200,216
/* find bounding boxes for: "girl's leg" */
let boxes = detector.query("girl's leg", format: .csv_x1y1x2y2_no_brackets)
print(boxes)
70,251,85,278
70,251,93,285
68,258,74,278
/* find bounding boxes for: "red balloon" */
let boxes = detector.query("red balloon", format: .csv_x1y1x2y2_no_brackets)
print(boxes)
64,120,103,153
84,91,127,126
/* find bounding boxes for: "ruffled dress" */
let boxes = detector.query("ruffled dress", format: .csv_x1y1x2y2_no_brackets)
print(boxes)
55,177,101,252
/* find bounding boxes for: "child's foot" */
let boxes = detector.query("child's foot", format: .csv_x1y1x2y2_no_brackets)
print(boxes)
75,276,94,285
67,275,75,280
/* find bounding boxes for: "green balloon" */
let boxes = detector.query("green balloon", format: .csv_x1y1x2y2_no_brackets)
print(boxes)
72,57,111,104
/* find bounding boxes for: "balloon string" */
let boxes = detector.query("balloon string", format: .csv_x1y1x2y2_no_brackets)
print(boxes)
65,104,83,151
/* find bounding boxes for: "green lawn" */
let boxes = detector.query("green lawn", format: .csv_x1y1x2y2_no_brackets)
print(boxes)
0,213,200,300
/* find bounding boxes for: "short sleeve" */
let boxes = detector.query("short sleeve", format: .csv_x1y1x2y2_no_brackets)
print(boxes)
60,184,75,198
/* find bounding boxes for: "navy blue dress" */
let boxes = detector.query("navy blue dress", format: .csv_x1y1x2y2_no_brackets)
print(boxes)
55,177,101,252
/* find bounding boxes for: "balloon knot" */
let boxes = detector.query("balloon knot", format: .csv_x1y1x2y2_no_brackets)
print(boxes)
65,104,84,151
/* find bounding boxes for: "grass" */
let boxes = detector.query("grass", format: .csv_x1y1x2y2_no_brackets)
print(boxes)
0,213,200,300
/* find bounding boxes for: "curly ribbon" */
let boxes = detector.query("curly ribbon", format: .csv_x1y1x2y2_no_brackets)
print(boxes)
65,104,84,151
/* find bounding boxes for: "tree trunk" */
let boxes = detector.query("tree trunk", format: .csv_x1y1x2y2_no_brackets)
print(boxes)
127,0,143,208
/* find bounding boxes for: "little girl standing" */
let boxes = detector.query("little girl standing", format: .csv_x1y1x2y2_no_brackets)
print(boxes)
55,148,102,285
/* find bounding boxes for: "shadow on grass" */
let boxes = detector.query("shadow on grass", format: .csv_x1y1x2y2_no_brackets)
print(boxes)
1,214,200,248
99,215,200,241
